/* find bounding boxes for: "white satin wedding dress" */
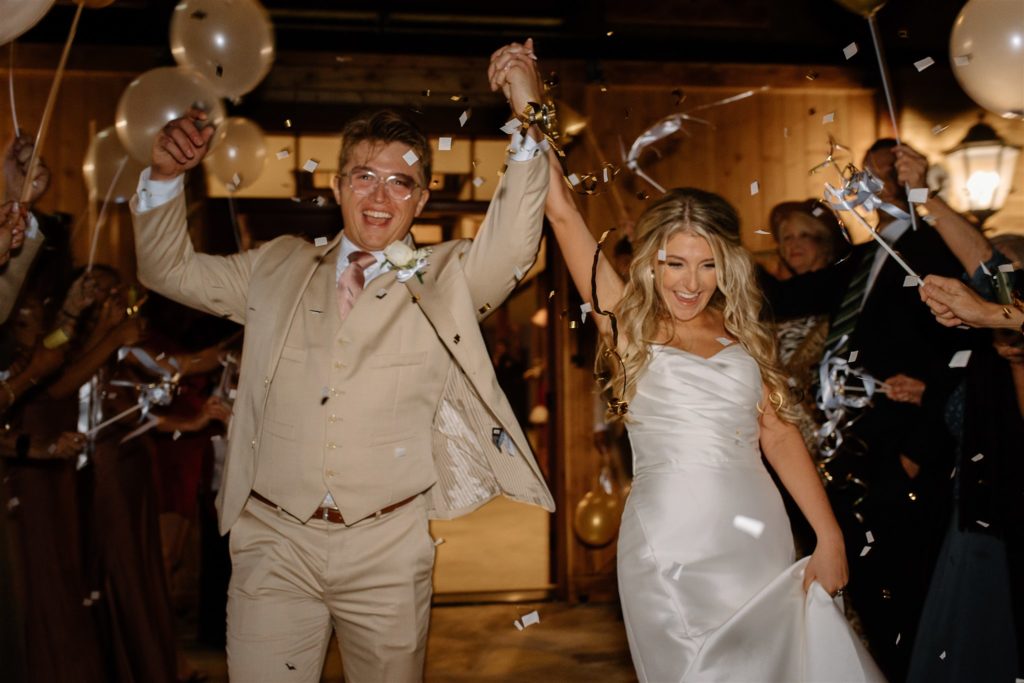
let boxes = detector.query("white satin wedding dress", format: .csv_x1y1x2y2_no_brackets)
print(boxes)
618,343,885,683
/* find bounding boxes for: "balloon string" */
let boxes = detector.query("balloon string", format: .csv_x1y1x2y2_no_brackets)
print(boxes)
226,193,243,252
867,13,921,232
8,42,20,136
19,1,85,206
87,155,128,272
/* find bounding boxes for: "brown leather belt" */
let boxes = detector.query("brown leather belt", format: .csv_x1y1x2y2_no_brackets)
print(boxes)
249,489,417,525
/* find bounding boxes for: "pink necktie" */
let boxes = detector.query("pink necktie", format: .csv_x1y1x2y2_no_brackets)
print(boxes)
337,251,377,322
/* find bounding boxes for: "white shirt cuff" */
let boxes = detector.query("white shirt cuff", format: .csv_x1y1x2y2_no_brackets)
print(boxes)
135,167,184,212
508,130,542,161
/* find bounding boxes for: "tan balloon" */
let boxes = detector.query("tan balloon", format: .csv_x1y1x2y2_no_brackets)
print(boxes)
573,488,621,547
82,126,147,203
170,0,275,100
0,0,56,46
205,117,267,191
950,0,1024,119
832,0,887,17
115,66,226,164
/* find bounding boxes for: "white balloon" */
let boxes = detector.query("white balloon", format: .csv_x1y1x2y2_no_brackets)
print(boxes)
0,0,56,46
950,0,1024,119
82,126,147,203
170,0,276,99
205,117,267,191
114,67,226,164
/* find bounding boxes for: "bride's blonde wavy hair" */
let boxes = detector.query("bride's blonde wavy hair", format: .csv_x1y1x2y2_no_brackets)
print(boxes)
598,188,796,422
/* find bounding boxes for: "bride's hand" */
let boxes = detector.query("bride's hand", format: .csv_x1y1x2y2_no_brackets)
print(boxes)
804,536,848,596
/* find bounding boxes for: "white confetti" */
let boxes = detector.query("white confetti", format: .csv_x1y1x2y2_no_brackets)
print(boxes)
811,206,825,217
907,187,930,203
313,196,326,207
513,265,526,281
999,263,1016,273
229,388,237,400
568,173,581,186
603,166,611,183
860,545,872,557
931,124,950,135
394,447,406,458
172,430,182,441
90,590,100,600
896,633,902,645
914,57,935,72
732,515,765,538
302,159,319,173
276,148,290,160
849,350,859,363
971,453,984,462
438,137,452,152
716,337,732,346
314,236,328,247
822,112,835,124
668,562,684,581
750,180,759,195
754,229,771,235
940,651,946,660
843,42,859,59
865,530,875,543
6,497,19,511
922,214,938,226
472,177,485,188
657,249,667,261
83,598,93,607
976,520,990,528
520,610,540,627
459,110,470,127
433,537,445,547
954,55,971,66
500,118,522,135
580,302,593,321
903,275,923,287
513,620,524,631
948,350,972,368
402,149,419,166
321,386,330,400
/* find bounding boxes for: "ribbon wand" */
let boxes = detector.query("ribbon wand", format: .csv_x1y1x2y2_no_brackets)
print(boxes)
825,182,921,284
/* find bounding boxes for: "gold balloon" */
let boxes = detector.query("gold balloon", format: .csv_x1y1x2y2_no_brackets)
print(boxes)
0,0,57,46
573,489,621,547
832,0,886,17
205,117,267,191
82,125,147,203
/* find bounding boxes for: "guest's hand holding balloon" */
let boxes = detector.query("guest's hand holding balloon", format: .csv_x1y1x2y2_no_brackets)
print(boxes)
892,144,928,191
151,107,216,181
0,201,28,265
4,134,51,205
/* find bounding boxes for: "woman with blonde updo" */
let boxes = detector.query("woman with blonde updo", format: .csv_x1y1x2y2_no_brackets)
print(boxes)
543,151,882,682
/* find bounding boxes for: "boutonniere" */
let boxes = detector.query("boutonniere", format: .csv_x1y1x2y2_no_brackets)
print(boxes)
383,241,431,283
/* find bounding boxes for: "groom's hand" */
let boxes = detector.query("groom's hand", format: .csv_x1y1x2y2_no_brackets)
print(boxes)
488,38,543,119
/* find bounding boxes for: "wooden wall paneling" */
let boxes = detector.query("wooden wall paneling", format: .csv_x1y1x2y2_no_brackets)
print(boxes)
0,69,138,278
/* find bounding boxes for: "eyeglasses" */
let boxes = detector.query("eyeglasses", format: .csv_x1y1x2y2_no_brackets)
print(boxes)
341,168,421,201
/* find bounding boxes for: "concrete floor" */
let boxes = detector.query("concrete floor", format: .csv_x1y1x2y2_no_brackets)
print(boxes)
184,600,638,682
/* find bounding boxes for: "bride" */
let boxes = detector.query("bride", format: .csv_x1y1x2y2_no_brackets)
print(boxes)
544,153,884,682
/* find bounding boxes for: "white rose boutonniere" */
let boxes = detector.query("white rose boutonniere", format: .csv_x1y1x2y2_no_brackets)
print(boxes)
383,241,431,283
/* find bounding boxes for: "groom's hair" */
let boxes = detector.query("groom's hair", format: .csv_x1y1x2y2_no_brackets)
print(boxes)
337,110,432,185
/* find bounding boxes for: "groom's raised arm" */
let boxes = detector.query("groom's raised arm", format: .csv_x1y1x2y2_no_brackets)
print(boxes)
131,109,258,324
461,40,549,317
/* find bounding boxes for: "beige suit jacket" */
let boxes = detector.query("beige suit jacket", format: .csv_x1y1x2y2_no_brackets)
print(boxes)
132,155,555,534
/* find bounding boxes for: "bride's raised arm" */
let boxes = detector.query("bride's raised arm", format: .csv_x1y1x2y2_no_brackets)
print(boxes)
543,147,625,340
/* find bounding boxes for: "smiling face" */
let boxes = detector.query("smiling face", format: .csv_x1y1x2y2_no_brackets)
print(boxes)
658,231,718,322
332,140,430,252
778,213,831,275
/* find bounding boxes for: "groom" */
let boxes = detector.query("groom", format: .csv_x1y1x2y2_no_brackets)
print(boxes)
131,41,553,682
